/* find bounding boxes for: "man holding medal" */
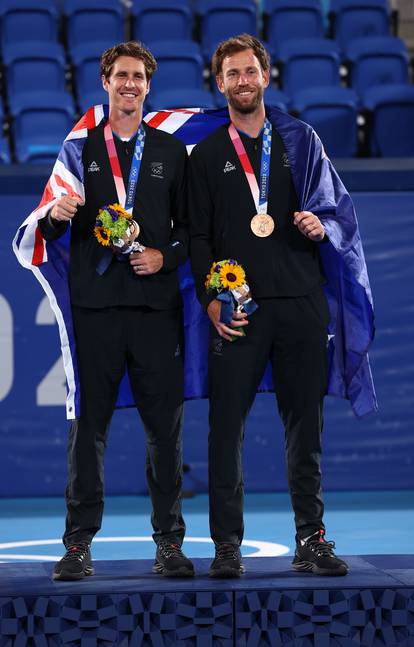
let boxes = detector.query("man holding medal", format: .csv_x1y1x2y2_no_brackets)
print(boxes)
188,34,349,578
37,41,194,580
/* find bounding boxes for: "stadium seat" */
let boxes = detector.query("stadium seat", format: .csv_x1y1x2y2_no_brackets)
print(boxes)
331,0,391,53
330,0,390,8
0,137,11,164
146,89,216,111
0,100,10,163
0,0,58,48
293,86,359,157
10,91,75,164
149,41,205,94
78,91,109,115
71,41,111,111
263,0,324,55
278,38,341,98
264,88,289,111
131,0,193,44
346,36,409,97
64,0,124,54
197,0,257,59
3,42,66,102
363,84,414,157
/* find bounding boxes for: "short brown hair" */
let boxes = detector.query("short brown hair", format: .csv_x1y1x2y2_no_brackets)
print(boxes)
100,41,157,81
212,34,270,77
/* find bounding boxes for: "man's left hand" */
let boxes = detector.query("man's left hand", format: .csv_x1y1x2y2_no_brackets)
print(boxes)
294,211,325,242
130,248,163,275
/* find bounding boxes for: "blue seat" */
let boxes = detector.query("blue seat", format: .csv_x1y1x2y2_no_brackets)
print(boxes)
146,89,216,111
293,86,359,157
0,137,11,164
132,0,193,44
0,0,58,48
330,0,389,11
363,84,414,157
71,41,112,111
64,0,124,54
331,0,391,53
264,88,289,111
197,0,257,58
0,99,10,163
149,41,204,94
346,36,409,97
278,38,341,98
78,90,109,115
10,91,75,163
3,42,66,102
264,0,324,56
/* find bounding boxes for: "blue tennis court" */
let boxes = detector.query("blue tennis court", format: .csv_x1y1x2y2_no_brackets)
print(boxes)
1,490,412,564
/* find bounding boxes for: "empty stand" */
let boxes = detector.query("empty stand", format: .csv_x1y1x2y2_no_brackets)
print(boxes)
0,0,58,48
0,0,411,162
263,87,289,111
3,42,66,101
146,88,216,111
264,0,324,55
197,0,257,59
0,100,10,163
293,86,359,157
64,0,124,54
131,0,193,44
10,91,75,163
149,41,205,94
278,38,341,98
71,41,110,112
364,84,414,156
331,0,391,52
346,36,409,97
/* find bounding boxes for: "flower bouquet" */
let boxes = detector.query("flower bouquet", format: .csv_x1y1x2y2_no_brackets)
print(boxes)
94,203,145,254
205,259,258,336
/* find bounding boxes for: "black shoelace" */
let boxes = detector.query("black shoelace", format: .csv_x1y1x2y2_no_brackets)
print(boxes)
62,543,89,562
158,542,184,558
306,532,336,558
216,544,239,560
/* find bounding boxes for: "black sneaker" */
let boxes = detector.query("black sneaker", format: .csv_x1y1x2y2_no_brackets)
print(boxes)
153,541,194,577
209,543,245,578
292,529,349,576
52,543,94,581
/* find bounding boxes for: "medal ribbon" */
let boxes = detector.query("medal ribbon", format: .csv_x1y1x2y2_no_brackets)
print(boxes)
228,118,272,215
103,122,146,212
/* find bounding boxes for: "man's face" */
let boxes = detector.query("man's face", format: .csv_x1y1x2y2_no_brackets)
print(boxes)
102,56,150,114
217,49,269,114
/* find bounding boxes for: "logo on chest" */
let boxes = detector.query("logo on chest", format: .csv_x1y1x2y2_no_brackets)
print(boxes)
151,162,164,179
87,160,100,173
223,160,236,174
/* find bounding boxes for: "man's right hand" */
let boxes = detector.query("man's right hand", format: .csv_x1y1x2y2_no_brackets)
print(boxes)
51,196,84,222
207,299,249,342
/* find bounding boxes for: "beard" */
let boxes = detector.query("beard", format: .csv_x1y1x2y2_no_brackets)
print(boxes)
225,86,264,114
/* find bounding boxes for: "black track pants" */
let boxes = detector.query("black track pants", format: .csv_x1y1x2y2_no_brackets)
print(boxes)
208,288,329,544
63,306,185,547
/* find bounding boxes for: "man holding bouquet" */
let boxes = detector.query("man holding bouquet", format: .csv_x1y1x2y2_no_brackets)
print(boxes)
188,34,354,578
36,41,193,580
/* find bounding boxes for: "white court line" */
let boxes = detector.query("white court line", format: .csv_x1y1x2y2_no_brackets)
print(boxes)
0,536,289,561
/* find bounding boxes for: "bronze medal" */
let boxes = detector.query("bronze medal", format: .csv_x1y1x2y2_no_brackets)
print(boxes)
250,213,275,237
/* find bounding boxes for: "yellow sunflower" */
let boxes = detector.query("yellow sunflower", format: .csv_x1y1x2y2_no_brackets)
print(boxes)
108,203,132,219
219,262,245,289
94,226,111,246
205,273,211,289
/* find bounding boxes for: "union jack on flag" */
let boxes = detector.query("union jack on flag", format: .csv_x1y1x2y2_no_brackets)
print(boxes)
13,104,377,420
